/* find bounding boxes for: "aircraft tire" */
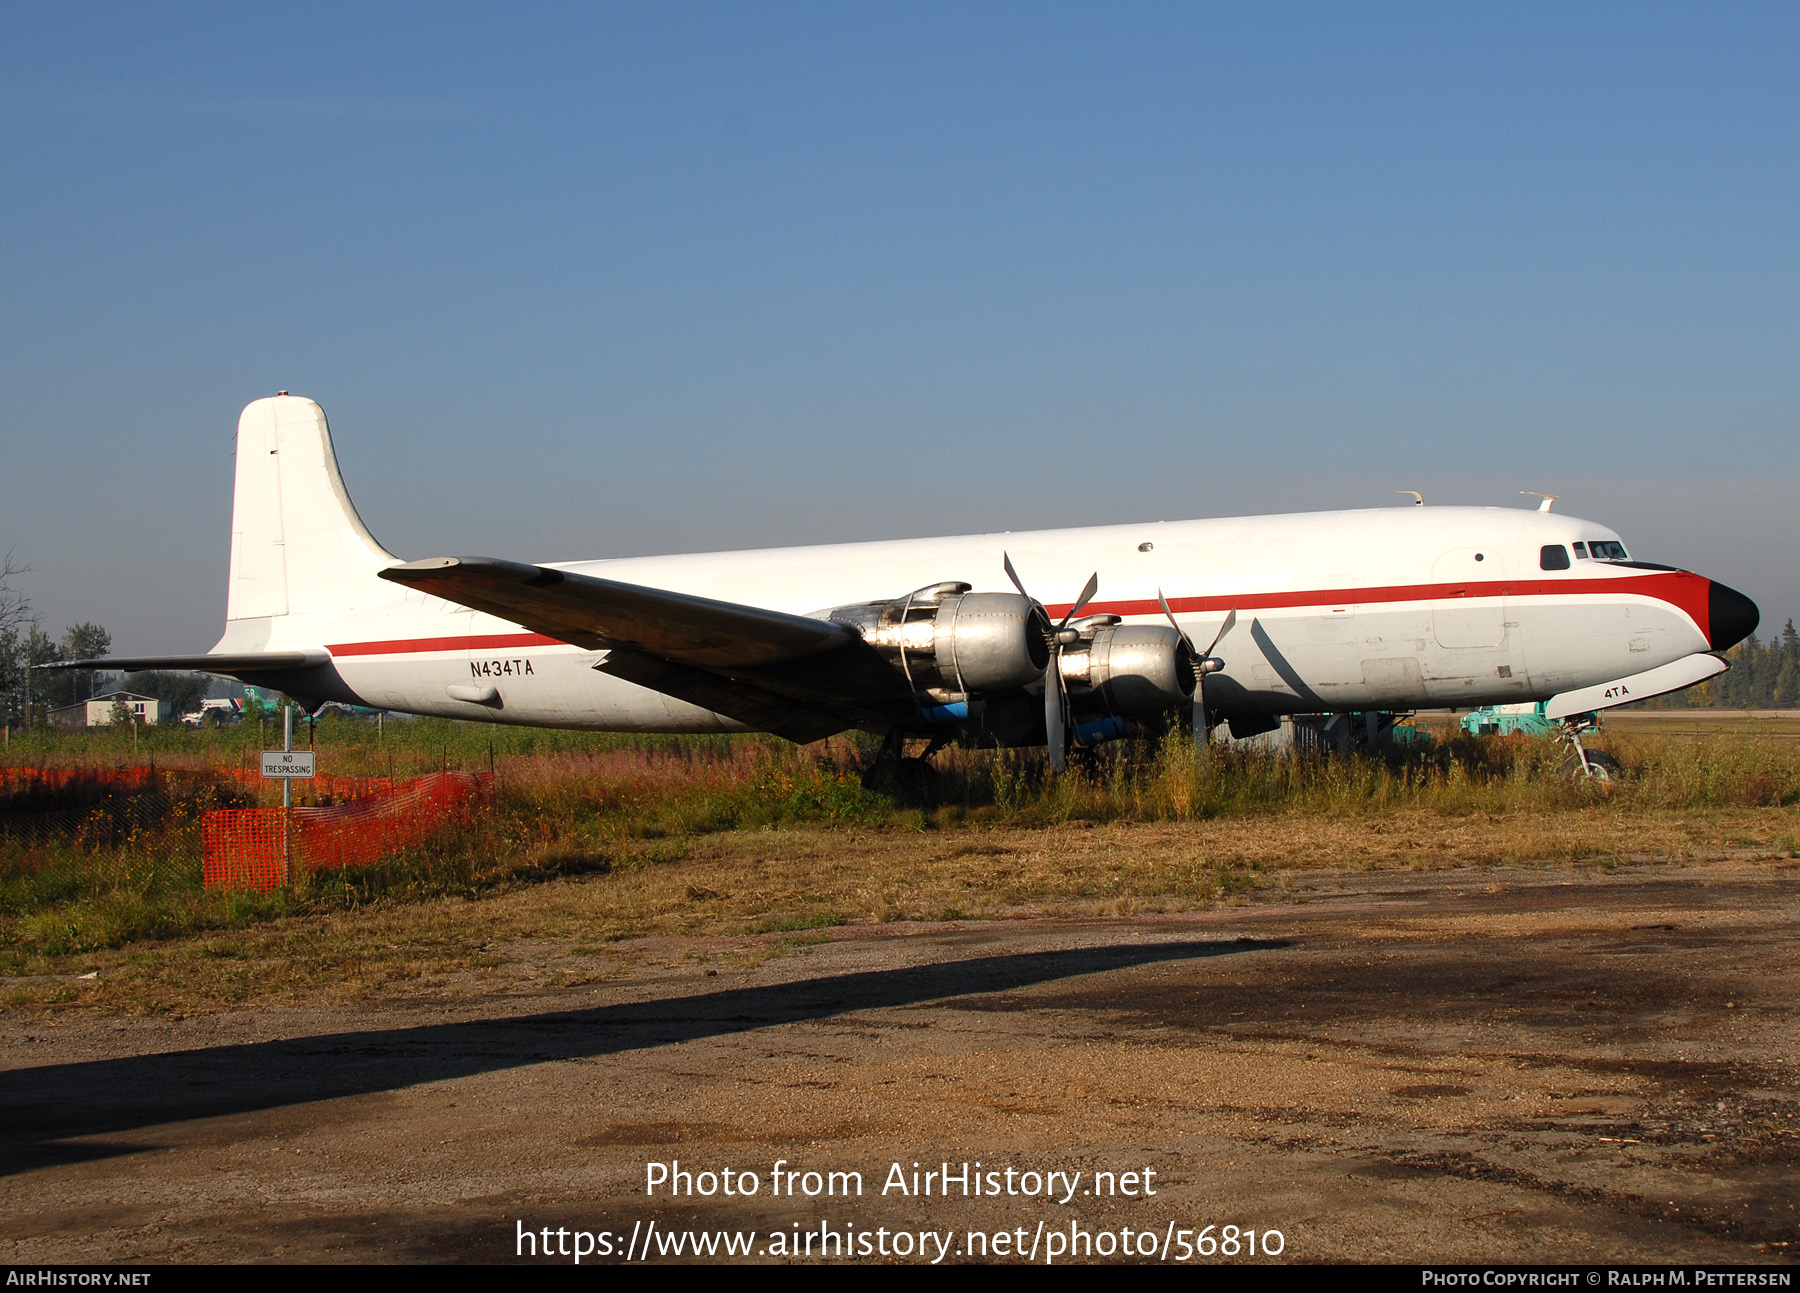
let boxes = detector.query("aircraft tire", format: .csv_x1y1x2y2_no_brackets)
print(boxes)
1560,750,1623,781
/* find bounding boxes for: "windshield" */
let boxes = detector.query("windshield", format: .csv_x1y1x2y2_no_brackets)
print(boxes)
1588,540,1629,561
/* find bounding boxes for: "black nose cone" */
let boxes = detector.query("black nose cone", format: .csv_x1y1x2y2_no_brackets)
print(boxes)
1708,581,1759,651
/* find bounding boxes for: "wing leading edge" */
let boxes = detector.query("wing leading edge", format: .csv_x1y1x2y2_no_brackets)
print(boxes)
378,557,910,742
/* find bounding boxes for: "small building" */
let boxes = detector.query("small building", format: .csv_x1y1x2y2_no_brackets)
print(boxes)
49,691,171,728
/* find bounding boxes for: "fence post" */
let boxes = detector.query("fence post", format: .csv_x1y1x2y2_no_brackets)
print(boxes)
282,703,292,884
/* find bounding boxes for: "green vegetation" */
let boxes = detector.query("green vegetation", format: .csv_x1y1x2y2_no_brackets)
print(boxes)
0,602,114,724
4,717,1799,981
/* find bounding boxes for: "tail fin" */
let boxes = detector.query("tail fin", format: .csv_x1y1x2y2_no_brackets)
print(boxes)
223,395,397,628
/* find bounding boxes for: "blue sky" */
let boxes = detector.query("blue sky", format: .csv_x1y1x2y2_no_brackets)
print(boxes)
4,3,1797,649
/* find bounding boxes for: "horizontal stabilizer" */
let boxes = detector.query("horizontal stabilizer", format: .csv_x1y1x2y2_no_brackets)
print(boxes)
380,556,857,670
1544,652,1728,720
34,651,330,675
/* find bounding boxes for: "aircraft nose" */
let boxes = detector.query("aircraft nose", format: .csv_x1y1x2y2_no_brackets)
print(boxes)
1708,580,1759,652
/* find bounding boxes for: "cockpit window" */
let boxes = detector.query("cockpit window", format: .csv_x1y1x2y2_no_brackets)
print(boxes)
1589,541,1629,561
1539,544,1571,571
1572,541,1589,559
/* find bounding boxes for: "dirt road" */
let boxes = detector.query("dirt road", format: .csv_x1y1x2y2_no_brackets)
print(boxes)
2,861,1796,1264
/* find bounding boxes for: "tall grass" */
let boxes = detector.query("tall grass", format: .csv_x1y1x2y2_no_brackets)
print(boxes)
4,720,1798,966
0,713,746,799
928,726,1800,822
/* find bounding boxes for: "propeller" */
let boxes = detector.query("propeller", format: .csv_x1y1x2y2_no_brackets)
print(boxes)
1156,589,1236,747
1004,553,1098,772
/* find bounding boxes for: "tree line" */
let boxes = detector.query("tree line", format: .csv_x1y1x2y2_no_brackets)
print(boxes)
0,553,208,726
1629,619,1800,710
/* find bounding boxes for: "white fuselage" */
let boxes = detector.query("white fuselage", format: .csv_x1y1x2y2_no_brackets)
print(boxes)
263,505,1712,731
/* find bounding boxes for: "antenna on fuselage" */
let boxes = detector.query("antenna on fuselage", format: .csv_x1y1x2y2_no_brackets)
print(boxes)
1397,491,1424,506
1520,491,1558,513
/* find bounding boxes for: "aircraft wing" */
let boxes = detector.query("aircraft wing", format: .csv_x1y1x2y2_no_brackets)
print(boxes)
380,556,911,738
382,557,854,665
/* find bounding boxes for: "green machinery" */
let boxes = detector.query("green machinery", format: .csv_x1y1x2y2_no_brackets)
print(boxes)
1460,701,1561,737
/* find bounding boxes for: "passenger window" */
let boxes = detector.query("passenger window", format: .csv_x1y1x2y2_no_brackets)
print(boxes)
1572,542,1588,559
1539,544,1571,571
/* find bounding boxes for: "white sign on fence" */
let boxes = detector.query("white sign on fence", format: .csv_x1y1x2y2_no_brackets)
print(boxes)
261,750,317,779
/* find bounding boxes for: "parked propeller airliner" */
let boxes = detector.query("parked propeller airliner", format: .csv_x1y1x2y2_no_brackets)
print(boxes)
55,395,1759,768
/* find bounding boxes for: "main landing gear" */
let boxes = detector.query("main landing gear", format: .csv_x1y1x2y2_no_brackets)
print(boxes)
861,727,949,803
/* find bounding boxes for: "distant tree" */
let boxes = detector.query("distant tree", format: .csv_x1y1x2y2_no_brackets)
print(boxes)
107,696,136,727
1728,636,1759,708
59,623,112,704
24,624,59,723
1776,657,1800,710
0,552,29,725
122,670,207,717
0,631,18,725
0,551,27,639
1775,620,1800,709
1626,617,1800,710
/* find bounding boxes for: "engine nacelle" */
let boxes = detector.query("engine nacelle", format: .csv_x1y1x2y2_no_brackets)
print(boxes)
825,582,1049,698
1059,623,1196,717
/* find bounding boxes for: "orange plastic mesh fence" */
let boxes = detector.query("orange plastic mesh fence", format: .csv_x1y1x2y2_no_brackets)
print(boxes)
201,771,493,891
200,810,289,891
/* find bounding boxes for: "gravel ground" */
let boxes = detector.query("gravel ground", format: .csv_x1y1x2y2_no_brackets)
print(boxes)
2,859,1796,1265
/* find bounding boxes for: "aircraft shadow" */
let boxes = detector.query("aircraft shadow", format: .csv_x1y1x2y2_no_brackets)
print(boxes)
0,937,1282,1176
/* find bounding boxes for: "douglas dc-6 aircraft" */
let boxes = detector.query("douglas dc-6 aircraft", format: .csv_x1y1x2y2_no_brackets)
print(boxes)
54,395,1759,773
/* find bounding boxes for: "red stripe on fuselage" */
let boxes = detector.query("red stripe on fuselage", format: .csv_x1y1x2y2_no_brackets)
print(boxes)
1057,570,1711,637
327,632,560,657
320,570,1711,658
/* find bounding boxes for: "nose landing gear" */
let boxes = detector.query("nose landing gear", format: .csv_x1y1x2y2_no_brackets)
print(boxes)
1557,714,1622,781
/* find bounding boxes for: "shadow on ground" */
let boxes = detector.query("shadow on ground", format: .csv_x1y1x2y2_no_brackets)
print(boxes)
0,937,1282,1176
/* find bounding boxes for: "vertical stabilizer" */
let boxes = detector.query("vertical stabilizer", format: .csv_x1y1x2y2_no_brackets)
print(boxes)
224,395,397,626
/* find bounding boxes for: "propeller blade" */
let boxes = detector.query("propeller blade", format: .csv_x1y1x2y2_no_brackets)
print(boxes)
1059,571,1100,629
1157,594,1235,749
1003,552,1084,773
1002,551,1029,600
1155,588,1191,647
1196,608,1240,746
1155,592,1236,660
1193,609,1237,746
1201,607,1237,658
1045,664,1067,772
1157,588,1203,740
1006,551,1056,647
